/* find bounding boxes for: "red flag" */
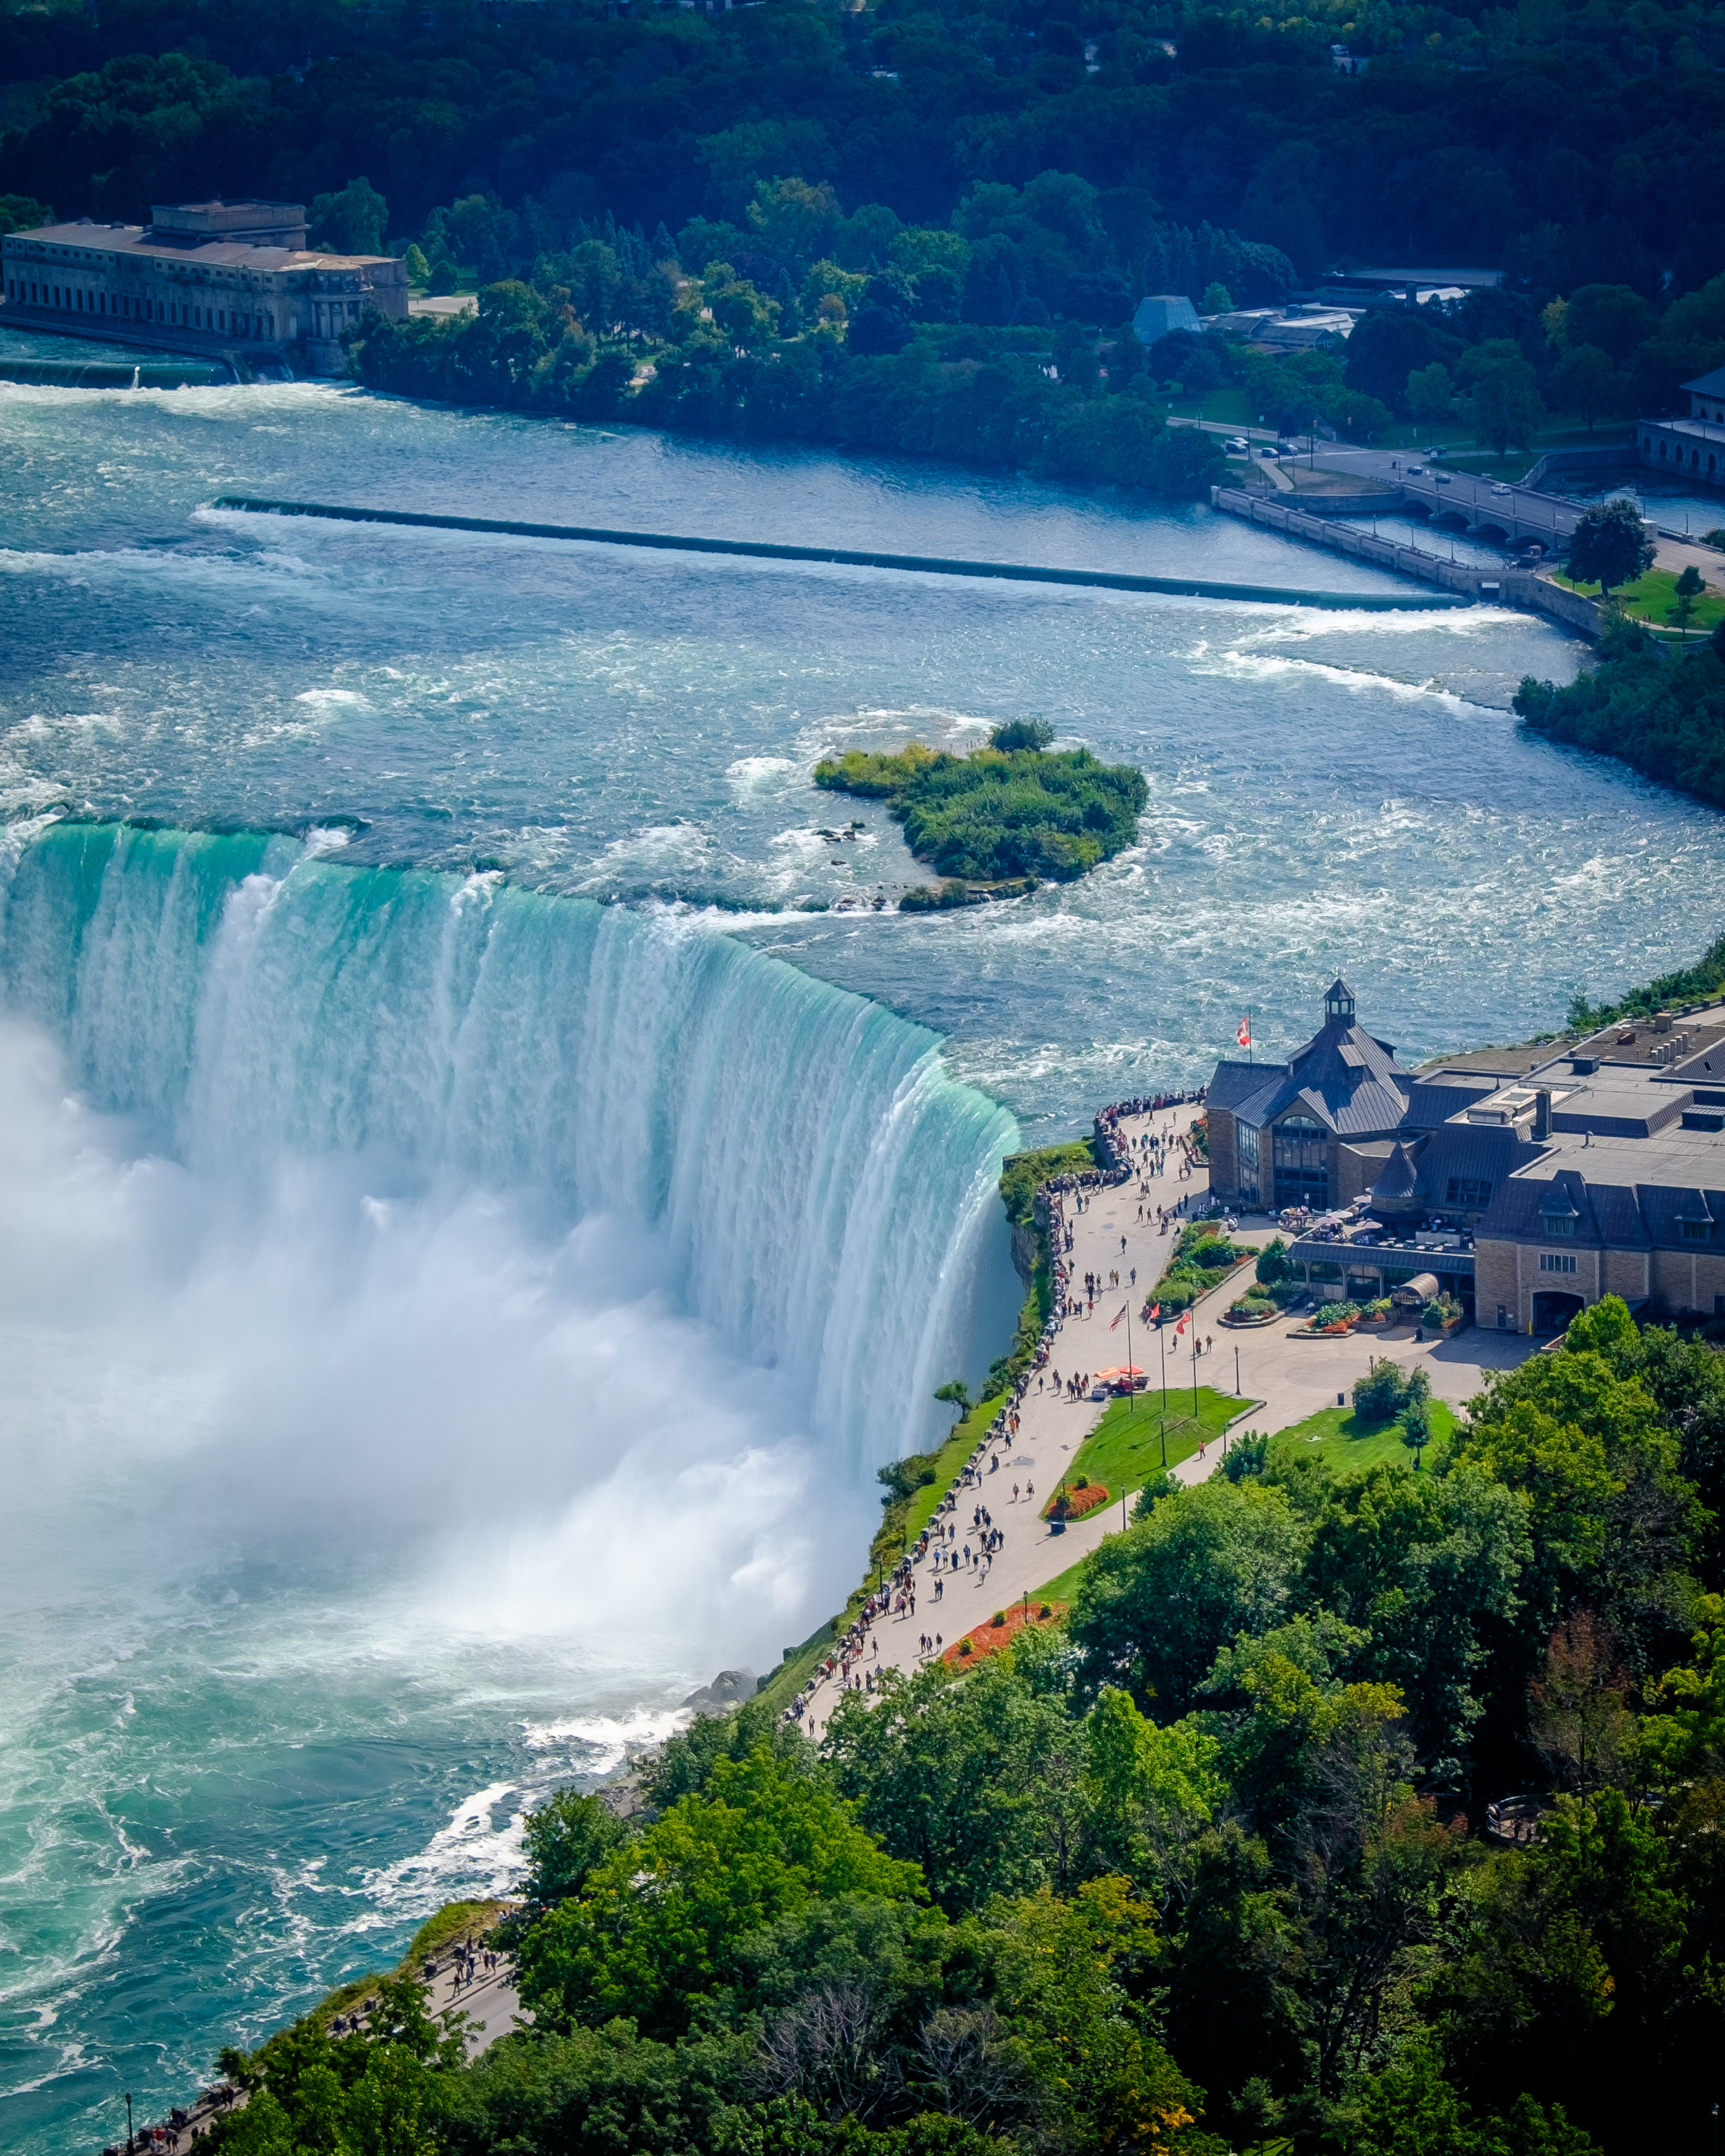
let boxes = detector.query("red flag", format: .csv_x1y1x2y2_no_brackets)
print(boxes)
1110,1305,1126,1331
1236,1014,1252,1049
1174,1309,1190,1335
1147,1302,1160,1321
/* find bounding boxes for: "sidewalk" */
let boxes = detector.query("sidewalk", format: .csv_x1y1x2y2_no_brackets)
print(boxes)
803,1100,1217,1736
802,1102,1538,1738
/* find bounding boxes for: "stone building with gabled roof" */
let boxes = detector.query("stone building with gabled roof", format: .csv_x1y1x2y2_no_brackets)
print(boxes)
1207,978,1415,1214
1208,980,1725,1333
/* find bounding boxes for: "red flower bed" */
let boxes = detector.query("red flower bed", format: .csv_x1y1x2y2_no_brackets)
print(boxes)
1042,1478,1111,1522
943,1600,1067,1665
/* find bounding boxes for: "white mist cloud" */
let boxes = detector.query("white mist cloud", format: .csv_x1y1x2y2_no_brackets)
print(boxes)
0,1011,864,1672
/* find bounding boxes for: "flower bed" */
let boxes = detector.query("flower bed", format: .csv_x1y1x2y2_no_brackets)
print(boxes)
1043,1477,1110,1522
943,1600,1066,1666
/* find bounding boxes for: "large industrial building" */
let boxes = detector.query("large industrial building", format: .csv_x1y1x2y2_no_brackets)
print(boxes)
0,199,409,376
1208,979,1725,1334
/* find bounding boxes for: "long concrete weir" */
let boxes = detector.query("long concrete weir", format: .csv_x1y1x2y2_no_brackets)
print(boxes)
210,495,1468,611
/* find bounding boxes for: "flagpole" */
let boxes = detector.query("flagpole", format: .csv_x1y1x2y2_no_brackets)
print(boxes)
1159,1320,1167,1468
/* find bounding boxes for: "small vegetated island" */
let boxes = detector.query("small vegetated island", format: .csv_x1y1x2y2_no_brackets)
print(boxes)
814,719,1147,911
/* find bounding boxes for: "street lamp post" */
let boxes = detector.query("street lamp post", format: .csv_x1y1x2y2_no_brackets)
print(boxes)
126,2094,135,2153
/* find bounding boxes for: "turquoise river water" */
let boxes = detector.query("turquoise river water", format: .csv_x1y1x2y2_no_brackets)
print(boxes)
0,348,1719,2153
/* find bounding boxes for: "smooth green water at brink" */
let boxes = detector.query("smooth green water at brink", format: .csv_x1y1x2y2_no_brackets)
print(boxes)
0,365,1717,2153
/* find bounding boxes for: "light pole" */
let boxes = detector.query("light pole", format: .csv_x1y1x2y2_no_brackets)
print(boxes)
126,2095,135,2153
1234,1343,1241,1396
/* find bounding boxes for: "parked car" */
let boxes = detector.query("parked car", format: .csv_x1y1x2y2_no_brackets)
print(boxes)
1224,437,1248,452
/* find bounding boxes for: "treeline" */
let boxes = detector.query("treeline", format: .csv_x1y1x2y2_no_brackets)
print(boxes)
209,1297,1725,2156
1515,613,1725,818
1563,927,1725,1032
3,0,1725,298
9,0,1725,468
348,264,1230,498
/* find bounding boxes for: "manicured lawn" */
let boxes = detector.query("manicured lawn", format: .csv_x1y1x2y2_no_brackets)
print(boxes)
1552,564,1725,635
1025,1385,1254,1603
1166,385,1251,426
1266,1396,1458,1472
1063,1383,1253,1498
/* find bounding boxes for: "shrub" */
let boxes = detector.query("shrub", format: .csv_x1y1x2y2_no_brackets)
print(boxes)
991,1611,1007,1627
1230,1294,1274,1318
957,1637,974,1656
1423,1294,1462,1329
1254,1236,1292,1287
1223,1431,1270,1481
1314,1300,1360,1329
816,740,1148,884
1353,1356,1409,1423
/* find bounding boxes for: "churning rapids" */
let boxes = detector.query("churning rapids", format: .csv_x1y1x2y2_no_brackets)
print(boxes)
1,356,1721,2153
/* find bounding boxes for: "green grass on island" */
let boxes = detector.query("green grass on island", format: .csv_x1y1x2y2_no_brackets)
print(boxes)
814,722,1147,897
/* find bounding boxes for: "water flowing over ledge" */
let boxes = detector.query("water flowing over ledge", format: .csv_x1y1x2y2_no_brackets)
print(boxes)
0,820,1018,1472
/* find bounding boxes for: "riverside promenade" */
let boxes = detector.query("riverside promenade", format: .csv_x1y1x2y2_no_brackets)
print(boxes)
800,1098,1535,1739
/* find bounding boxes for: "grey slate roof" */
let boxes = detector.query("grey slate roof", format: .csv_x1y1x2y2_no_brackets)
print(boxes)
1684,365,1725,397
1372,1140,1421,1202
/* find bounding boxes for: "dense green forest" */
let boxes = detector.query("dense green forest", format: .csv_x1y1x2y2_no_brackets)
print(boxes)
8,0,1725,479
814,723,1151,890
1515,613,1725,819
209,1297,1725,2156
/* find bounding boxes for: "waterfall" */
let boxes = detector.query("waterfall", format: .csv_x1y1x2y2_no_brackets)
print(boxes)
0,820,1019,1474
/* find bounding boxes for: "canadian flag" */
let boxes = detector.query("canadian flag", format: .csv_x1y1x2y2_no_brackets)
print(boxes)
1174,1309,1190,1336
1236,1014,1252,1049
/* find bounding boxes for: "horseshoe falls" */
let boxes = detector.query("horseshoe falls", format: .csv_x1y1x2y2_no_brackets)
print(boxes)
3,368,1724,2154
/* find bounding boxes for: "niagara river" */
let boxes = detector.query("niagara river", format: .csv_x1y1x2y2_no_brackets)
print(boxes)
1,359,1721,2154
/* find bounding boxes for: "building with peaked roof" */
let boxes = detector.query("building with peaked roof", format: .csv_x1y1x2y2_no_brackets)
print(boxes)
1637,366,1725,485
1132,293,1201,346
0,199,408,377
1208,982,1725,1333
1207,978,1414,1214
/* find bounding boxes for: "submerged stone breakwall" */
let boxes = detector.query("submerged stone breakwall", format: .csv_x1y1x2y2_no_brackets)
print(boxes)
211,495,1468,612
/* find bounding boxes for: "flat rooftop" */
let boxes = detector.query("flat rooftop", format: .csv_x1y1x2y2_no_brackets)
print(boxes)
11,219,389,270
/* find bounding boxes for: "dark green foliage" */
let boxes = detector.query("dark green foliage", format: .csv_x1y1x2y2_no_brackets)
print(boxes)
1070,1477,1307,1717
1254,1236,1292,1287
989,720,1053,752
998,1140,1097,1229
204,1292,1725,2155
638,1699,818,1814
815,740,1147,885
520,1789,633,1910
1515,625,1725,823
1563,500,1657,595
878,1454,940,1503
1354,1356,1413,1423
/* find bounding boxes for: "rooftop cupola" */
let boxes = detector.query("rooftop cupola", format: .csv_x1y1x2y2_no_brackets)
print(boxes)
1369,1138,1421,1219
1323,978,1356,1025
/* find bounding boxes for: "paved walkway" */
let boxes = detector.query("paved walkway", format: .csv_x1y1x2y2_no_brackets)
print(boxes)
802,1103,1539,1739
